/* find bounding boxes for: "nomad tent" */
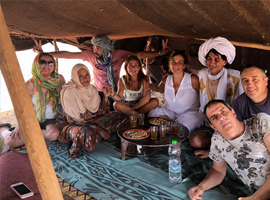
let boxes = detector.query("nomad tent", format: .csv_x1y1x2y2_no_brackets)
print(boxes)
3,1,270,71
0,1,270,199
2,1,270,50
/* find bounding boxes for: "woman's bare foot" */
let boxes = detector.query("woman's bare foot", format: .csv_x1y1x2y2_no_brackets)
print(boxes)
0,123,11,135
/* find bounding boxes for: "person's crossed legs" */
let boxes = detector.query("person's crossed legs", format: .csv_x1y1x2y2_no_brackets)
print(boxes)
0,122,60,149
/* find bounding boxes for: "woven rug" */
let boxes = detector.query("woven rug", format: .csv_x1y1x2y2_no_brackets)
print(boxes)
58,177,95,200
43,133,251,200
11,146,94,200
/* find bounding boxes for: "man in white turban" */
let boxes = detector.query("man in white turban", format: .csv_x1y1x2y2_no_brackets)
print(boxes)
189,36,244,159
34,36,170,110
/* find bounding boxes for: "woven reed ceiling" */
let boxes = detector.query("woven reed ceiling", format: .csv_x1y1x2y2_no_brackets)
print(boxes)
2,0,270,50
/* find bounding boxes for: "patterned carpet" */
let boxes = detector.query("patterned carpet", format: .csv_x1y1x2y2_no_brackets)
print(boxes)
2,110,252,200
1,110,93,200
11,145,95,200
7,134,251,200
58,177,94,200
44,133,251,200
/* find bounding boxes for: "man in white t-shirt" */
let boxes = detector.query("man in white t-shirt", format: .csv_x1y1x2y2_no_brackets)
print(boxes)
188,99,270,200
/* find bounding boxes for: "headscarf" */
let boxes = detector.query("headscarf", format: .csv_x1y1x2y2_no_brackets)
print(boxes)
198,36,236,67
91,35,117,92
60,64,101,122
31,54,61,122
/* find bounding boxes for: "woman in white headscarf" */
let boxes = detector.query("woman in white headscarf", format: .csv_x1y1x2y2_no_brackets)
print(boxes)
56,64,123,158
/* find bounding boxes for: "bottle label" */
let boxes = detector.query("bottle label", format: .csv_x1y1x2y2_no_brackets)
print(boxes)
171,165,181,173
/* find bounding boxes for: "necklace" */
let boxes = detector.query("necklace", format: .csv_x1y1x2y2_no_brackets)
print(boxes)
209,79,220,86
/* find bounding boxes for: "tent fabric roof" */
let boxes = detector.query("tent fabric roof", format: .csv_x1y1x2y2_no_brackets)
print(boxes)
2,0,270,49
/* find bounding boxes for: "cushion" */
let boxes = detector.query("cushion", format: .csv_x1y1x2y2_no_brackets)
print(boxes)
0,152,41,199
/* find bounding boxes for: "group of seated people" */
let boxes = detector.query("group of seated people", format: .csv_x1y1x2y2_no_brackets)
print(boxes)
0,35,270,199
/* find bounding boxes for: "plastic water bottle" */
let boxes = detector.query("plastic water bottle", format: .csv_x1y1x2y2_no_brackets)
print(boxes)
168,139,182,184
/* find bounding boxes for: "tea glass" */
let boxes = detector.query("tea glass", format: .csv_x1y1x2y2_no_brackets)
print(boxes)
159,124,167,141
173,122,181,134
178,124,185,138
129,115,137,128
150,126,158,140
131,111,138,120
138,113,145,125
166,122,173,134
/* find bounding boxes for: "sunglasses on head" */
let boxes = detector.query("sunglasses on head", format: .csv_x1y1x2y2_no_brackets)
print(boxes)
39,60,55,67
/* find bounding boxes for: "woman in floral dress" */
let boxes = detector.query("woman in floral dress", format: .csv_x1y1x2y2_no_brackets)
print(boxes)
56,64,123,158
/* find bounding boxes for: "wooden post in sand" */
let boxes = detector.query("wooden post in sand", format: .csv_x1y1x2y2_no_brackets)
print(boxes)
0,5,63,200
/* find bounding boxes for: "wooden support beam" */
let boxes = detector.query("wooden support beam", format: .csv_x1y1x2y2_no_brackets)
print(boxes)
0,5,63,200
230,40,270,51
195,37,270,51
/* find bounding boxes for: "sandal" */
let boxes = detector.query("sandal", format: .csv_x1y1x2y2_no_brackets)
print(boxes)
9,127,15,131
0,123,11,129
0,136,9,155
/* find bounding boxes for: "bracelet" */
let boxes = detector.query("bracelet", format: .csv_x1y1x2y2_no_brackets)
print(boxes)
111,92,117,98
159,50,162,56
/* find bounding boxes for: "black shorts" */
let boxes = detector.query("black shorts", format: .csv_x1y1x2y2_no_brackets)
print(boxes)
123,100,140,107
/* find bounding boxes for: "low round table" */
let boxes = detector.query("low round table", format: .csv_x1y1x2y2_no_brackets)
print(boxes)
117,117,189,160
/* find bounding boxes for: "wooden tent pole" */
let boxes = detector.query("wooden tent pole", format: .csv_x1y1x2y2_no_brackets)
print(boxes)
53,39,59,73
0,5,63,200
145,36,153,72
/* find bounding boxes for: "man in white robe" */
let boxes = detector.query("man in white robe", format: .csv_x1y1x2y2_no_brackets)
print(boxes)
189,36,244,158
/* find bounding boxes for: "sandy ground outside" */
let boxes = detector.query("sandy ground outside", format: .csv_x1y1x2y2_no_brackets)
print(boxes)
0,109,17,127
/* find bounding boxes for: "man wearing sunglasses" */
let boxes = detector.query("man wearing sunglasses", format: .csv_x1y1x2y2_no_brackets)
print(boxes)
34,36,170,110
